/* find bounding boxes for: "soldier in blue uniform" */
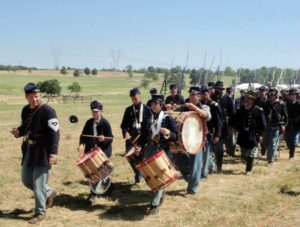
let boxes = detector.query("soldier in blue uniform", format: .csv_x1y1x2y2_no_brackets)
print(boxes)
165,84,185,110
120,88,152,183
78,100,114,205
10,83,60,224
212,81,236,173
231,91,266,175
255,85,269,156
264,88,288,165
141,94,178,215
146,88,157,107
235,89,246,110
173,86,211,196
201,87,223,179
285,88,300,160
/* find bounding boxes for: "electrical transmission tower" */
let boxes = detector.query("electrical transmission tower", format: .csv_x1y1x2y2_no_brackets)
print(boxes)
110,49,121,72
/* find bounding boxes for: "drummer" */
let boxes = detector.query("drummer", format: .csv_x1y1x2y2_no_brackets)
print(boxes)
139,94,178,215
78,100,114,205
173,86,211,197
120,88,152,184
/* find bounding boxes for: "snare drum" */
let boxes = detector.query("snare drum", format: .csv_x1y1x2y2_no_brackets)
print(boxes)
125,145,143,165
167,111,206,154
136,150,179,191
77,147,113,184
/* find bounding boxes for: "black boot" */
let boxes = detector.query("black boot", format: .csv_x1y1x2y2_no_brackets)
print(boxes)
245,157,254,175
216,151,224,174
289,148,295,160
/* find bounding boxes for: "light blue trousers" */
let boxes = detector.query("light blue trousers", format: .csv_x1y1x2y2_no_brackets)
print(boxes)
21,165,53,215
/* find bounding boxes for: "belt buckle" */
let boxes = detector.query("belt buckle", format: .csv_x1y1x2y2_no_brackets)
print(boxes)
244,127,249,131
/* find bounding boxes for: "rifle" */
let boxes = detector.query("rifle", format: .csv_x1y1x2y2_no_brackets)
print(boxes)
276,69,284,89
160,57,174,95
179,51,189,95
198,51,207,86
207,55,215,85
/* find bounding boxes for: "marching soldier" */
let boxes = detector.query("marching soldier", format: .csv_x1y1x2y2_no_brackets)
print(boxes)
201,87,223,179
165,84,185,110
120,88,152,183
141,94,178,215
78,100,114,205
264,88,288,165
10,83,60,224
235,89,246,110
231,91,266,175
174,86,211,196
285,88,300,160
146,88,158,107
212,81,236,173
255,85,269,155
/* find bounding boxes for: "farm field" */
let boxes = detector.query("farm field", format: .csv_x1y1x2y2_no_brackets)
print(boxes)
0,71,299,227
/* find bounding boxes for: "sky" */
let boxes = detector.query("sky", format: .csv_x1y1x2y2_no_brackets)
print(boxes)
0,0,299,70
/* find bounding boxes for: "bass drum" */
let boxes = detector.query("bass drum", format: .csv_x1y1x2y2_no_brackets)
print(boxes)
167,111,206,154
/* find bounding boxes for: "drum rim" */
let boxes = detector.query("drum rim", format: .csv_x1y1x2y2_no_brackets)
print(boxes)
77,147,103,165
136,149,165,169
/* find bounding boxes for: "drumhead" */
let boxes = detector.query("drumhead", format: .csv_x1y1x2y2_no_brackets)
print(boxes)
182,114,204,153
90,177,112,195
125,147,135,157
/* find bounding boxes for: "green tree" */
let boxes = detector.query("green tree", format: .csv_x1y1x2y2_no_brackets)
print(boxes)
140,78,150,89
189,68,201,85
68,82,81,96
167,66,185,89
37,79,61,95
125,65,133,78
84,67,91,75
224,66,235,77
143,66,159,81
60,66,67,75
73,69,80,77
91,68,98,76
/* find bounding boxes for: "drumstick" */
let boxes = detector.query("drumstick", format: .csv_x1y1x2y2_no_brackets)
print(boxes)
131,134,140,144
81,134,114,140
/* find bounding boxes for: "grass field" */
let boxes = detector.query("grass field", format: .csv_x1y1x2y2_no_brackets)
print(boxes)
0,71,299,227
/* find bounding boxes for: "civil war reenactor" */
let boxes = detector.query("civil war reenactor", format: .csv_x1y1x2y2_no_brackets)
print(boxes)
255,85,269,156
10,83,60,224
78,100,114,205
285,88,300,160
146,88,158,107
173,86,211,196
201,86,223,179
231,91,266,175
212,81,236,173
264,88,288,165
120,88,152,183
224,86,237,157
235,89,246,110
207,82,216,96
139,94,178,215
165,84,185,110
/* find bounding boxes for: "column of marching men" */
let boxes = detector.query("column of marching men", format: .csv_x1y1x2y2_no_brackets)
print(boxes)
10,82,300,224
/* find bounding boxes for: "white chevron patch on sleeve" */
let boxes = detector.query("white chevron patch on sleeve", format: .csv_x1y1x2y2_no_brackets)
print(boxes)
48,118,59,132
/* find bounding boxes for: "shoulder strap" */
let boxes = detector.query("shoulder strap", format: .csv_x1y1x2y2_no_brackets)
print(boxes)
25,103,45,134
